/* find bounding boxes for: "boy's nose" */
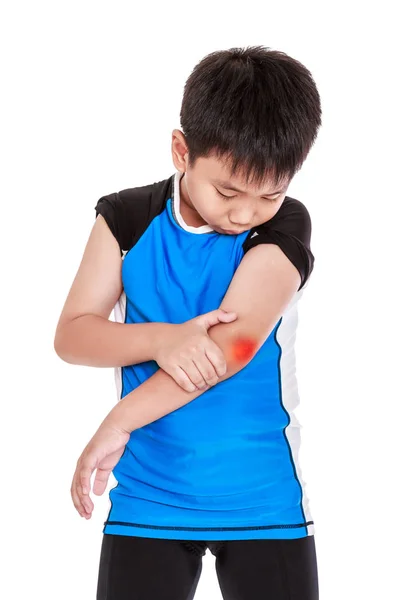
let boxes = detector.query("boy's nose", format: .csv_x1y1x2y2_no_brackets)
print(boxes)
229,209,254,228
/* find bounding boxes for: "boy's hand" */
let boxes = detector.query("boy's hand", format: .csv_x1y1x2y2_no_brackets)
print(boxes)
154,309,237,392
70,417,130,519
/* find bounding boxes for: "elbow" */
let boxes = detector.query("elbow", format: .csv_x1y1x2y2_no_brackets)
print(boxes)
223,335,259,374
53,325,76,364
53,329,63,359
53,336,70,363
229,335,259,363
54,337,65,361
208,326,261,377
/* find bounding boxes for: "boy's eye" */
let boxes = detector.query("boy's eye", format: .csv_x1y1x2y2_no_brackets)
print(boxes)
216,189,235,199
216,188,279,202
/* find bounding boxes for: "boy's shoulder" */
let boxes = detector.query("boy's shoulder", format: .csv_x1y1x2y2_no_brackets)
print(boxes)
244,193,312,247
268,194,311,225
117,174,173,204
242,194,314,292
94,174,174,254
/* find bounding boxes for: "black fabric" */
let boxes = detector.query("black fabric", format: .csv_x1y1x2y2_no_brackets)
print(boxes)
96,533,319,599
94,175,173,255
95,176,315,292
242,196,315,291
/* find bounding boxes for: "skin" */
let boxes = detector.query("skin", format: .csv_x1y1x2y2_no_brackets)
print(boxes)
69,130,303,519
171,129,291,232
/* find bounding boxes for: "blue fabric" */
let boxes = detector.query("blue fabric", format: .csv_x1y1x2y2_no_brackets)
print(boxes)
104,197,309,540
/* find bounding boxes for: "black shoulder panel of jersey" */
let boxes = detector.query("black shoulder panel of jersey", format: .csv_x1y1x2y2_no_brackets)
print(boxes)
94,174,173,255
242,196,315,291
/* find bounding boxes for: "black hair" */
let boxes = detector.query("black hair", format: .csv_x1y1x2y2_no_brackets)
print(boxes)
180,45,322,188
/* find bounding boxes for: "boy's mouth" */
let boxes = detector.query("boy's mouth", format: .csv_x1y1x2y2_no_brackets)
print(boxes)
221,228,245,235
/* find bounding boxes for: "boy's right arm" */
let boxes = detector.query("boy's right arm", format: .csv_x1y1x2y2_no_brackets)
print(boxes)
54,214,237,391
53,214,170,368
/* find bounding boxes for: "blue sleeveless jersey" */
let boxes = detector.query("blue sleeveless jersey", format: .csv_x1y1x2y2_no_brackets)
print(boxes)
94,170,316,540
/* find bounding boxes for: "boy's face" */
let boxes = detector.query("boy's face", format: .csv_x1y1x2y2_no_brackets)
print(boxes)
172,130,291,234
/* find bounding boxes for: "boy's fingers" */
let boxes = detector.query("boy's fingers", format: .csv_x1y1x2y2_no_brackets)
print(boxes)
78,460,96,511
217,311,237,322
197,309,237,330
192,358,218,387
179,357,207,389
71,455,94,517
80,483,93,514
204,345,227,377
92,467,112,496
71,473,88,517
172,366,197,392
80,465,92,496
70,486,82,514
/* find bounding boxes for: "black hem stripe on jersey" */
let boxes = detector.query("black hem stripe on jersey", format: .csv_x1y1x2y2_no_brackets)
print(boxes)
103,520,314,532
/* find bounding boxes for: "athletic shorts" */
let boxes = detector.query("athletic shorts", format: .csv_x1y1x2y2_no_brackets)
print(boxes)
96,533,319,599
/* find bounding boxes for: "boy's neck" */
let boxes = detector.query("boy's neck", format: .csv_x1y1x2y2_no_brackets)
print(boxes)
179,172,208,228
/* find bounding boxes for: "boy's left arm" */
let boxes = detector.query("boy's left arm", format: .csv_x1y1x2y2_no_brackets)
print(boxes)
108,243,301,434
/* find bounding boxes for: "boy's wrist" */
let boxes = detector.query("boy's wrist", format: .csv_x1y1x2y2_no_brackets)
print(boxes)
151,322,175,362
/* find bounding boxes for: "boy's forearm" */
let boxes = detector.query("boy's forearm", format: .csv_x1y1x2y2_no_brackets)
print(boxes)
106,324,250,433
54,315,173,367
107,367,205,432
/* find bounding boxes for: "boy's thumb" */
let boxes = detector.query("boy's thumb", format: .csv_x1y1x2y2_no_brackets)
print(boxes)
198,308,237,330
217,309,237,321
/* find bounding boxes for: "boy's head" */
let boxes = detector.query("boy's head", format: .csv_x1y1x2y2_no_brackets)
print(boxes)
171,45,322,234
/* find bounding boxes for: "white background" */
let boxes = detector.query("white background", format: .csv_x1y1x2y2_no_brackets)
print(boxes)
2,1,399,598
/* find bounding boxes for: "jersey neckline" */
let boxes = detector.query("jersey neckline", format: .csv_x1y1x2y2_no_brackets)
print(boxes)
170,170,217,235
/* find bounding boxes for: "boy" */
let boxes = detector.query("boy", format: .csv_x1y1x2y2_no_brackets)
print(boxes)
55,45,321,599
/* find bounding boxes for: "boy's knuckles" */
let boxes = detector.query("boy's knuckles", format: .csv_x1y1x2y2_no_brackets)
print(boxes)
202,369,213,380
214,358,225,369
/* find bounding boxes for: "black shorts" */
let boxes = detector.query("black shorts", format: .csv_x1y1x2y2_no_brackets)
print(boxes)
96,533,319,599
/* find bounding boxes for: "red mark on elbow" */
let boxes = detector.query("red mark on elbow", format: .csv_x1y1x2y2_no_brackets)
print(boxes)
230,337,257,363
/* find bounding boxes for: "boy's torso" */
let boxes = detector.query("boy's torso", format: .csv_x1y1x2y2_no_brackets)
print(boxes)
101,170,314,540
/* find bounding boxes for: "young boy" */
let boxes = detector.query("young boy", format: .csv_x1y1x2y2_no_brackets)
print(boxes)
55,45,321,599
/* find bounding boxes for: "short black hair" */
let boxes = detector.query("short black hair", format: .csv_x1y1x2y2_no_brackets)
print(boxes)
180,45,322,188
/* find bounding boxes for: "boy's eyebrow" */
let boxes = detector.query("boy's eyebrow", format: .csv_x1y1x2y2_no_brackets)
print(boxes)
212,178,285,196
